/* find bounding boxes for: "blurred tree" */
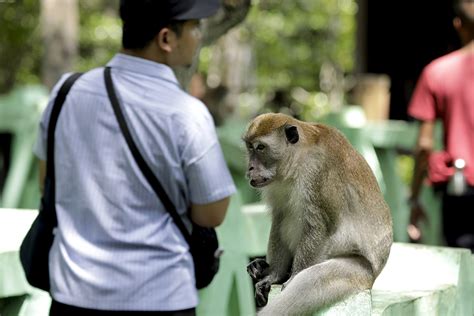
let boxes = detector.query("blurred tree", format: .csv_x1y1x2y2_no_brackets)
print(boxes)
0,0,355,120
199,0,357,120
0,0,41,93
248,0,356,90
250,0,357,118
76,0,121,73
41,0,78,89
174,0,251,89
0,0,120,93
0,0,249,92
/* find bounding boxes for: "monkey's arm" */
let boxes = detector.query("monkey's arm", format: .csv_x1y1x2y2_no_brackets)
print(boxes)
283,233,323,288
253,219,292,307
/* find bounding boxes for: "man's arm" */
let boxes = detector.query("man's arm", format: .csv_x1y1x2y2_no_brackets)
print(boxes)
408,120,434,241
410,120,435,201
190,197,230,228
39,159,46,195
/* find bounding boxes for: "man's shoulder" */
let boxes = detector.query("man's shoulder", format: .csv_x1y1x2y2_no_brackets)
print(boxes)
426,50,463,73
169,91,213,125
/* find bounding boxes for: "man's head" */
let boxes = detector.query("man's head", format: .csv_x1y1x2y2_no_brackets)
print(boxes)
453,0,474,41
119,0,220,66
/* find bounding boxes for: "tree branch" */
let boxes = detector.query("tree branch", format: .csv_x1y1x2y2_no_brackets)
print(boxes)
174,0,251,89
203,0,252,46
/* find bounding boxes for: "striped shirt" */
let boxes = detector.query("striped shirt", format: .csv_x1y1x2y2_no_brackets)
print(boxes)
33,53,236,311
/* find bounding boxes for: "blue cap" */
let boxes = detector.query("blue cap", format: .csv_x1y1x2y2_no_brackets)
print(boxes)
120,0,220,23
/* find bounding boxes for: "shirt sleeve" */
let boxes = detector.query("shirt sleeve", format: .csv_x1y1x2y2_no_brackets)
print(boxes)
180,108,236,205
33,73,72,160
407,67,437,121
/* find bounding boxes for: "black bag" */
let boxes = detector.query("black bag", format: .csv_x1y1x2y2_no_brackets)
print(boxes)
104,67,221,289
19,73,83,291
189,223,221,289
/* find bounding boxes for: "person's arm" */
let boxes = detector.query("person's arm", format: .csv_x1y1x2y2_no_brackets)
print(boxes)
39,159,46,195
190,197,230,228
408,120,434,241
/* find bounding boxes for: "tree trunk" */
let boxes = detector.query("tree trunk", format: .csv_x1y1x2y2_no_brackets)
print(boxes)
41,0,78,89
174,0,251,90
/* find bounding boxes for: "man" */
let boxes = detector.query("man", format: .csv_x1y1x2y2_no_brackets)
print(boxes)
408,0,474,252
34,1,236,314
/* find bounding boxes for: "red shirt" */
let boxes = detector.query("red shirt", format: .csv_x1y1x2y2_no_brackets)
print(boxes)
408,49,474,185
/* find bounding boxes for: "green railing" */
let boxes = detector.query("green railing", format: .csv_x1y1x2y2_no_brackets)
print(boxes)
0,85,48,209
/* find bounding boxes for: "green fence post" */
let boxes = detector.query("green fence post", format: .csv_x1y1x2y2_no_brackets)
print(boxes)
197,193,256,316
0,85,48,209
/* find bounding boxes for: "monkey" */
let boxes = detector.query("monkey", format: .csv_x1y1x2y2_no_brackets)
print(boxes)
243,113,393,315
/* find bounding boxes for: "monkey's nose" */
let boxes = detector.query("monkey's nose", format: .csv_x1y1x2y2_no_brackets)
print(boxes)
248,166,254,171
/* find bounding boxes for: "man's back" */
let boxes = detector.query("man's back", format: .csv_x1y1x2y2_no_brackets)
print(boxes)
408,49,474,185
34,54,236,310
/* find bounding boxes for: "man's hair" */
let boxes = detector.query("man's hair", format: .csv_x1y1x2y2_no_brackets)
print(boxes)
120,1,185,50
454,0,474,30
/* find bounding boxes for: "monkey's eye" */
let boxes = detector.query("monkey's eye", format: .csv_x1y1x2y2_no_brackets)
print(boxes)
256,144,265,151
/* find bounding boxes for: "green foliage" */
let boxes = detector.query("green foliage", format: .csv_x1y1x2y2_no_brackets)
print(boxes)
0,0,121,93
197,0,357,120
0,0,41,93
0,0,356,105
77,0,121,72
243,0,357,94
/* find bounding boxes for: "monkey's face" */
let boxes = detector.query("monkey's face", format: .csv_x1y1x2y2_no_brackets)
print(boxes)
245,137,279,188
243,115,300,188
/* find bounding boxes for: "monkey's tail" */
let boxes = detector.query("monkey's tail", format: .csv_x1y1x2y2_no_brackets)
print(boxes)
258,256,374,316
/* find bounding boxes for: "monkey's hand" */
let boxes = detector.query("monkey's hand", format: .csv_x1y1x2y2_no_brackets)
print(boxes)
247,258,270,282
255,277,272,307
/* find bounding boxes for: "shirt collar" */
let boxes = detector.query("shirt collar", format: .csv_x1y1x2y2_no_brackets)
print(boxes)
106,53,181,87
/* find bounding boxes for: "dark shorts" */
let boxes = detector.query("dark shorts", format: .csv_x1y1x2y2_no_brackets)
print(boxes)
50,300,196,316
441,186,474,253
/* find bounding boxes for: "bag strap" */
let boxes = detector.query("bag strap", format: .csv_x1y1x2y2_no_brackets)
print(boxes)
46,72,83,224
103,67,192,244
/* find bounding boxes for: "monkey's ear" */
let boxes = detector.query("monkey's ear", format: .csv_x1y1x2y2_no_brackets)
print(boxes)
285,125,299,144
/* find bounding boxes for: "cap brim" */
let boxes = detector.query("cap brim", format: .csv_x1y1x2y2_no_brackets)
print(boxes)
174,0,220,20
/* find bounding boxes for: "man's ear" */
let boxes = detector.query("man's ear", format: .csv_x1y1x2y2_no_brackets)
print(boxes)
453,16,462,32
157,27,176,53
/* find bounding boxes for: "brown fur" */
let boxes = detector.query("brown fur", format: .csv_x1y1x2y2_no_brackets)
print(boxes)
244,113,393,316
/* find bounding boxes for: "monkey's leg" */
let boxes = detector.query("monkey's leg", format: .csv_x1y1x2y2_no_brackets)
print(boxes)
258,256,374,316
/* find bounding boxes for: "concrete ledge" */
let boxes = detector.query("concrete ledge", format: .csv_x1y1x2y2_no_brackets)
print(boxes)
0,209,51,316
372,243,474,316
264,243,473,316
268,286,371,315
1,207,474,316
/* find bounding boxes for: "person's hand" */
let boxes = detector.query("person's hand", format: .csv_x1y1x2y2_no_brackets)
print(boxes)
407,199,428,242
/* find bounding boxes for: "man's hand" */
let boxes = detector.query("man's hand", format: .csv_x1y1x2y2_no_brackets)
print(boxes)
408,199,428,242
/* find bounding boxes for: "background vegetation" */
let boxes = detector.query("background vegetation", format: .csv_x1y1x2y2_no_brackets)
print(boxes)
0,0,357,120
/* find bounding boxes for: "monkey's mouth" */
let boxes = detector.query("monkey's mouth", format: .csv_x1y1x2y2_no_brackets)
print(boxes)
250,177,272,188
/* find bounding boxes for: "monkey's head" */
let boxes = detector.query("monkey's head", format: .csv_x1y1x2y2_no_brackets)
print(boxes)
242,113,303,188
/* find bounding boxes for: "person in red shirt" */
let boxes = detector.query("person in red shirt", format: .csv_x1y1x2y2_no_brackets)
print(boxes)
408,0,474,252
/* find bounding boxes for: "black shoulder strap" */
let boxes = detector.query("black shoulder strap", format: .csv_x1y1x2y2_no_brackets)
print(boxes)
103,67,192,244
45,72,83,223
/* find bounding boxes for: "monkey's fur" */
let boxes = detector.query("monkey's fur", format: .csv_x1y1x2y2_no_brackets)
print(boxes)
243,113,392,315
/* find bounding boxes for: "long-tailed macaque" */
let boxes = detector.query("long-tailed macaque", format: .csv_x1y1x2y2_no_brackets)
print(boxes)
243,113,392,315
